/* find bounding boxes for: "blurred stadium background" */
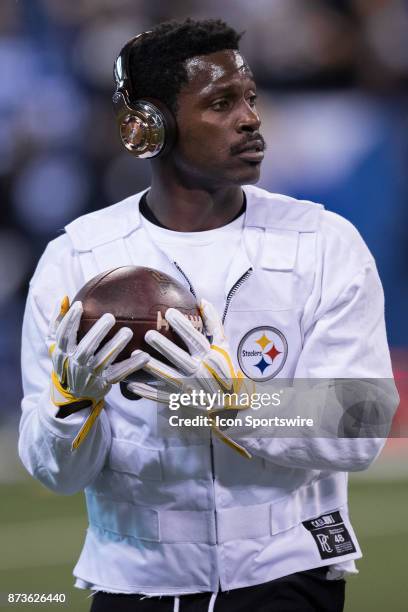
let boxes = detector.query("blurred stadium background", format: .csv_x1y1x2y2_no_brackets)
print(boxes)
0,0,407,610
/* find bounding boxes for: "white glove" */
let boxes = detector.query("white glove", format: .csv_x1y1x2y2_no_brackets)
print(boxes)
128,298,254,458
48,296,148,449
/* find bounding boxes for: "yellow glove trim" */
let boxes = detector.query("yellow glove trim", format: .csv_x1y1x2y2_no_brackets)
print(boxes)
234,370,245,393
59,295,70,318
211,423,252,459
202,361,233,392
210,345,237,379
48,296,70,357
71,400,104,451
94,347,118,375
234,370,256,402
50,371,105,451
144,363,181,386
50,370,95,408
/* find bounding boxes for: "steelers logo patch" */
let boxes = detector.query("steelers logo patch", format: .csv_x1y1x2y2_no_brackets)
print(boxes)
237,326,288,381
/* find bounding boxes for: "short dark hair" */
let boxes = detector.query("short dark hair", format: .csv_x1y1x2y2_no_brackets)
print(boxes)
128,18,242,112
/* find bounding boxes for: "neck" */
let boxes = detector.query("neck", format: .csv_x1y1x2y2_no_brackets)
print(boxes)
147,164,244,232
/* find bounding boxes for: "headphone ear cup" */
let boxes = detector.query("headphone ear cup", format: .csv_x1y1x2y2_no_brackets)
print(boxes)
149,99,177,157
113,92,176,158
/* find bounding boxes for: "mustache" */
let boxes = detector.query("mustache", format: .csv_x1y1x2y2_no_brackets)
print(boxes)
230,134,267,156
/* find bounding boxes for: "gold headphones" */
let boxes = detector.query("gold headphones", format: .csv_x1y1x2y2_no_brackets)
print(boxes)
112,32,176,158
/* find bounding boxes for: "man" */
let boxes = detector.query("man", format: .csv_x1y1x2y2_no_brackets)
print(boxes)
19,19,398,612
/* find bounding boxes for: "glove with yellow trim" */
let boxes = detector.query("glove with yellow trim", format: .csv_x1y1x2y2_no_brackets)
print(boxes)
48,296,148,449
127,298,254,459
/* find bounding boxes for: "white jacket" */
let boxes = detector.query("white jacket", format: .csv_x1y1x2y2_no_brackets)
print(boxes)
19,185,398,595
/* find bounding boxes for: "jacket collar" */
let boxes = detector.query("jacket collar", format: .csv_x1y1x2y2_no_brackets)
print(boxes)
243,185,322,232
65,185,323,252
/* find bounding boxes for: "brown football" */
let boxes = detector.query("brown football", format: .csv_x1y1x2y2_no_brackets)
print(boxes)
73,266,203,372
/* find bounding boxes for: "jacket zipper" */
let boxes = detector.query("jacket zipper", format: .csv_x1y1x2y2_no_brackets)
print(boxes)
173,262,253,329
173,261,220,589
212,268,252,593
173,262,253,593
173,261,198,300
210,434,221,595
221,268,253,324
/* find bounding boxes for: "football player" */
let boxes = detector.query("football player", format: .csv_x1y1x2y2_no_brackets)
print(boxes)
19,19,398,612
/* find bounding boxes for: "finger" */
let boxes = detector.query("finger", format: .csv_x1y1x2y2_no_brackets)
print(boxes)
205,347,236,381
92,327,133,372
59,295,71,319
200,298,225,345
107,350,150,384
196,369,226,395
52,348,69,382
49,300,63,338
165,308,210,357
56,301,83,354
74,313,116,365
49,296,70,339
127,381,172,404
197,358,232,394
143,355,183,390
145,329,196,375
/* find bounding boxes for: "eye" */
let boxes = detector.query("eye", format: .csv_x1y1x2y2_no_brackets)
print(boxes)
211,99,231,112
247,94,257,108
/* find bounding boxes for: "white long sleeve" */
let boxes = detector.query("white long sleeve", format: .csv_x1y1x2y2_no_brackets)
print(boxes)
18,237,111,494
231,215,399,470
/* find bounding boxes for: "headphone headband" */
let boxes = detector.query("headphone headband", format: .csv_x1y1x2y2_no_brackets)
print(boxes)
113,33,147,95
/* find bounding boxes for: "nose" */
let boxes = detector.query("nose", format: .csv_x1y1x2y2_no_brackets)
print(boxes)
236,101,261,133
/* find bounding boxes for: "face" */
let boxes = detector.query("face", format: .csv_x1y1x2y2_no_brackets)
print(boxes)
170,49,265,187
